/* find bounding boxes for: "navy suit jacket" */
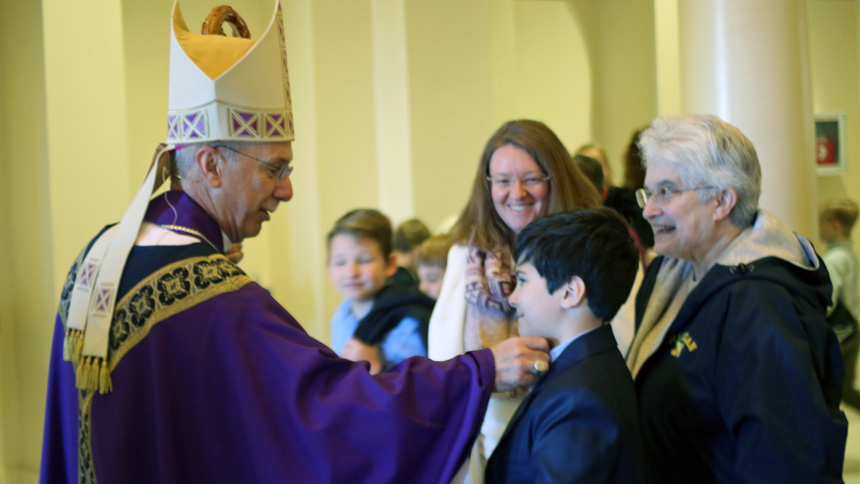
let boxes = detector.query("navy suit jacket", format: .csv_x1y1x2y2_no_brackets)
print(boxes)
485,325,647,484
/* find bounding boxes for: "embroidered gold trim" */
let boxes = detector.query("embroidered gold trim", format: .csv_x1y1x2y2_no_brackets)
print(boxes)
74,253,252,482
107,254,252,371
79,391,96,484
64,253,251,393
59,245,89,329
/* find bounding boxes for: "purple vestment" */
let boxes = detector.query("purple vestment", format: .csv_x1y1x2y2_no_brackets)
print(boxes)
41,192,494,484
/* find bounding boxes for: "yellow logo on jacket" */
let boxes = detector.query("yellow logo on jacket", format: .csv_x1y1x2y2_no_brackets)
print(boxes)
670,332,698,358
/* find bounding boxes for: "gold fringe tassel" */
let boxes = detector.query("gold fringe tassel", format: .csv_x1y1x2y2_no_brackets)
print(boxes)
62,329,72,361
67,329,85,367
87,358,97,392
88,358,99,391
87,357,96,390
63,328,84,363
98,358,112,394
75,356,90,389
73,355,113,394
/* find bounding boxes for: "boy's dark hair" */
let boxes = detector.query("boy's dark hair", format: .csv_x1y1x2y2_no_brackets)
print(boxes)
327,209,393,256
513,208,638,322
393,219,431,253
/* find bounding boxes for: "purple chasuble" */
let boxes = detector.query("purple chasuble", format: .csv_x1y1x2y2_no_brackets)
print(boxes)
40,192,494,484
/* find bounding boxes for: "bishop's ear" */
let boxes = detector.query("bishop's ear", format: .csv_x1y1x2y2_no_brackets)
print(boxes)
195,145,224,188
560,276,586,309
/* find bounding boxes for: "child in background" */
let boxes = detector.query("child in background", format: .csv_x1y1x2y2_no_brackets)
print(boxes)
485,208,646,483
327,209,432,373
415,234,453,301
392,218,432,287
820,198,860,411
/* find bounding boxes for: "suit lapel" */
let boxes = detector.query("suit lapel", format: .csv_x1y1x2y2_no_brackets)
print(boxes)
495,370,552,449
552,324,618,371
494,325,620,450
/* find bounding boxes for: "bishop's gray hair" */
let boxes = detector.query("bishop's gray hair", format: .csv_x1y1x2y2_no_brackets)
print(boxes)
172,141,263,179
173,145,198,179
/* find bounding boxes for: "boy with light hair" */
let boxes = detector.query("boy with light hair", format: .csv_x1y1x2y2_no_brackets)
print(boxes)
820,198,860,410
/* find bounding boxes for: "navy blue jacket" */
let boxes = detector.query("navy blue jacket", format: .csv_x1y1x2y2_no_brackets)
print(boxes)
635,255,848,483
486,325,647,484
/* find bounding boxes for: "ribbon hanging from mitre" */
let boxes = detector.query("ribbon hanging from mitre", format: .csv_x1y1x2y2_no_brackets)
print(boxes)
64,144,174,393
65,0,295,394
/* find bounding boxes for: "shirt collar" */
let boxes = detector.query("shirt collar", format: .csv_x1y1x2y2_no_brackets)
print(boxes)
549,326,601,362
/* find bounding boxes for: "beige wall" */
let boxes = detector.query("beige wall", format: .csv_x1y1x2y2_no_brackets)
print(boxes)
809,0,860,247
3,0,856,480
0,4,601,477
654,0,682,117
406,1,593,231
0,0,53,482
570,0,659,184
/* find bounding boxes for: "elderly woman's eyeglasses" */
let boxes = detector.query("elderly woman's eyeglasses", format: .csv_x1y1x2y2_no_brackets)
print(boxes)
214,145,293,180
486,175,550,189
635,186,715,209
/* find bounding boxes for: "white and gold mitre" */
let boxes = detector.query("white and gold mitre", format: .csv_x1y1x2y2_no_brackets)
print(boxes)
166,0,294,144
64,1,296,396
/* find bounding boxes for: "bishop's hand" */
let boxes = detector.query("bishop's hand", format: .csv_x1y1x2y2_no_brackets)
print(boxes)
342,337,383,375
489,337,550,393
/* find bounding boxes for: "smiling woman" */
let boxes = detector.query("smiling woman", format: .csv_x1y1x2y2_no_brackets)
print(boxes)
487,145,550,235
426,119,601,482
626,115,847,483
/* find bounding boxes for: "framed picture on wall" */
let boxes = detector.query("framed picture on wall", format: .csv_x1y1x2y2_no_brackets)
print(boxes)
815,113,847,175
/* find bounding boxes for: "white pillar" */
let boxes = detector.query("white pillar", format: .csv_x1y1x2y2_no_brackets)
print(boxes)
654,0,682,117
371,0,414,223
43,0,132,287
678,0,816,238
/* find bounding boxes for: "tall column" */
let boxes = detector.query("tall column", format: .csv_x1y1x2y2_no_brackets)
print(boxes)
43,0,132,286
405,0,503,230
0,2,50,481
371,0,414,224
678,0,816,238
263,0,328,339
654,0,682,117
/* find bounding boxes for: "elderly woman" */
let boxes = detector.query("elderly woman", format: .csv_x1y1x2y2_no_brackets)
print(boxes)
626,115,847,483
428,119,600,481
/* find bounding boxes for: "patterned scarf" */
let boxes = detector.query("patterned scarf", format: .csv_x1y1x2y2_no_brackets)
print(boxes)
463,245,518,352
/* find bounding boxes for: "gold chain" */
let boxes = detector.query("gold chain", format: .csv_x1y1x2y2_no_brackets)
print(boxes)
158,224,219,251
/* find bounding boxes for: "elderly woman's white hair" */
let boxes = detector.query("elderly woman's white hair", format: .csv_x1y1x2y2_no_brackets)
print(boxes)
638,115,762,227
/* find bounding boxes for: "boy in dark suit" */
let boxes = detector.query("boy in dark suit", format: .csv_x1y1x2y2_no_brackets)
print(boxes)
485,208,646,484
